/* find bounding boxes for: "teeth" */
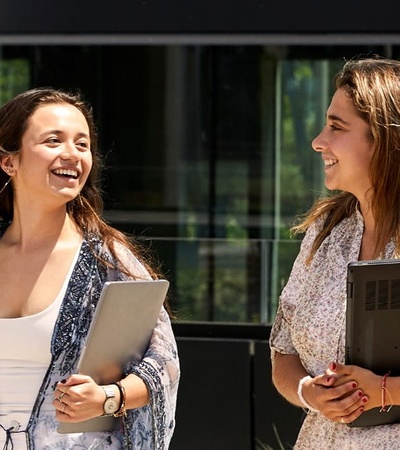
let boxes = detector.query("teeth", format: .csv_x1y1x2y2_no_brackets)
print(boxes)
324,159,338,166
53,168,78,178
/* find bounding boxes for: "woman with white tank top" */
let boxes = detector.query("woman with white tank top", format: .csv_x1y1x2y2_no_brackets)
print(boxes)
0,88,180,449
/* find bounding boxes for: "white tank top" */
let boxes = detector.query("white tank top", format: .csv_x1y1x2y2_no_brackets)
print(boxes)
0,243,81,448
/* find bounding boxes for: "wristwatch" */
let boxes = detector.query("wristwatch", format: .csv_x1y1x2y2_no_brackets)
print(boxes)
101,385,119,415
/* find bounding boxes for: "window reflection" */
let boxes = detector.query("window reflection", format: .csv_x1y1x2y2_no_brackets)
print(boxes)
0,45,387,323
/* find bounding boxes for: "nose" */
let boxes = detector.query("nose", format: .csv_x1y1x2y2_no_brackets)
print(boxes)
60,141,80,162
311,130,325,153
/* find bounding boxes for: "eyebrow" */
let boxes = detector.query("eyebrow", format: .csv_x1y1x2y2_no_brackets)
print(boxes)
40,130,90,139
327,114,350,126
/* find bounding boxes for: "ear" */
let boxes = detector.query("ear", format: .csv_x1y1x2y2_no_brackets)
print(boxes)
0,155,18,175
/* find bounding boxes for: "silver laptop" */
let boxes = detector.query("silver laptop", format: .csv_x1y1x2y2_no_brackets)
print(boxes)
58,279,170,434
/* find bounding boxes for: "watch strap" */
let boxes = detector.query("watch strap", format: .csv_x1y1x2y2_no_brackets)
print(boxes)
102,385,115,398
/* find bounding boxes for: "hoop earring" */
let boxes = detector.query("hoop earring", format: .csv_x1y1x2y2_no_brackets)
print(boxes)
0,177,11,195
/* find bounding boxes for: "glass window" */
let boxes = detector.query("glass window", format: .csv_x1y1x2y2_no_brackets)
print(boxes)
0,43,389,324
0,52,29,103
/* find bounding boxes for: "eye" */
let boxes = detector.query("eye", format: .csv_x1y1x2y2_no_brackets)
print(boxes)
47,137,60,143
76,141,90,151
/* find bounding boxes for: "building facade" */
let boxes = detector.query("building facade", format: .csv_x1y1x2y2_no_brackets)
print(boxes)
2,3,400,447
2,2,400,326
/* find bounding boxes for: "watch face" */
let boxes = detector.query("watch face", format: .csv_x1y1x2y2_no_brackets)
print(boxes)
104,397,118,414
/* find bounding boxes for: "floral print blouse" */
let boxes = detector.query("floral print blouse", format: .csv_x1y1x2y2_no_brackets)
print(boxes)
0,224,180,450
269,209,400,449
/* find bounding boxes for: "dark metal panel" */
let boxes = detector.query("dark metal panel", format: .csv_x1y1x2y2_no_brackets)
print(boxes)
172,337,252,450
253,341,304,449
0,0,399,35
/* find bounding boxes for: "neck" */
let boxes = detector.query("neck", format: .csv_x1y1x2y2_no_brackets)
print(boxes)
358,200,378,260
3,205,82,252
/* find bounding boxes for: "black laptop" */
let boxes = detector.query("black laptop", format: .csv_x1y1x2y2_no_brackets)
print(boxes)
346,259,400,427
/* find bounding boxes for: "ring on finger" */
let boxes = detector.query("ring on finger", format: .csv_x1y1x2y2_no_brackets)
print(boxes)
341,417,345,424
58,392,66,403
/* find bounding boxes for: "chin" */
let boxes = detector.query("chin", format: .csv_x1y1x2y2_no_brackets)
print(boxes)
325,182,336,191
324,178,339,191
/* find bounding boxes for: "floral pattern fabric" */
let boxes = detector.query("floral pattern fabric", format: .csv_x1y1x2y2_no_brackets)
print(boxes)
269,210,400,449
0,224,180,450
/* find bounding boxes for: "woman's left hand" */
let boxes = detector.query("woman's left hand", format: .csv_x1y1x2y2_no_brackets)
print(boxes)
326,362,382,412
52,374,105,422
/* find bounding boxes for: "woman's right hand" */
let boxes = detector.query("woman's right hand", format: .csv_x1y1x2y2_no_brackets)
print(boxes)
53,374,106,422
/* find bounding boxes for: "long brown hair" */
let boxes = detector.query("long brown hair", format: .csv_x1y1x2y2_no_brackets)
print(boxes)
0,88,172,312
292,56,400,262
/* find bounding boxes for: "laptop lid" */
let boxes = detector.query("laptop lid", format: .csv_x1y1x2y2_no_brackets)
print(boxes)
58,279,169,434
346,259,400,427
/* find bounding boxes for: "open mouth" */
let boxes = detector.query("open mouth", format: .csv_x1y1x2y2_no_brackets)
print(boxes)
324,159,338,167
52,168,79,180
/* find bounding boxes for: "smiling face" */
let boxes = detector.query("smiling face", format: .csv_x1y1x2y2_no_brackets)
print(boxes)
7,103,93,208
312,88,375,201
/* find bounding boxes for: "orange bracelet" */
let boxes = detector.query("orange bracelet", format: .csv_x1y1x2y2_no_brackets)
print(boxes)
380,371,393,413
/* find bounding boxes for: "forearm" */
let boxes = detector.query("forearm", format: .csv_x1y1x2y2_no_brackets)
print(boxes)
100,374,149,418
119,373,150,410
272,352,309,408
